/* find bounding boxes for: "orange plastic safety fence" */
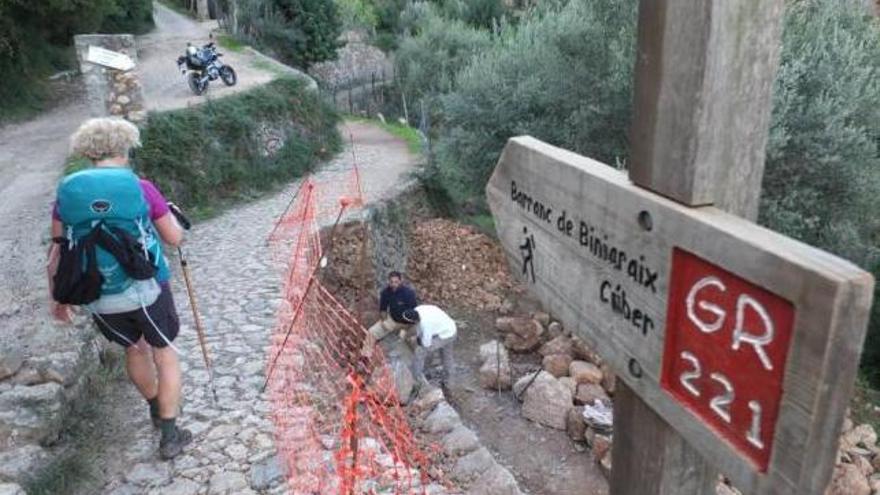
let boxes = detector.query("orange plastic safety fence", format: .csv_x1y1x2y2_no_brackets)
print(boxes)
265,166,437,495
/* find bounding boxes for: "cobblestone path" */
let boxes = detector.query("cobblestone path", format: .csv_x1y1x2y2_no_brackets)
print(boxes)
98,120,419,495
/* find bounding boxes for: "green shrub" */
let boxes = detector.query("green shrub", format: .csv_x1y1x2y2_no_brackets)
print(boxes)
101,0,155,34
218,33,247,52
758,0,880,384
762,0,880,266
336,0,379,30
132,78,341,217
433,0,637,209
371,0,408,49
236,0,343,69
395,9,492,103
437,0,507,30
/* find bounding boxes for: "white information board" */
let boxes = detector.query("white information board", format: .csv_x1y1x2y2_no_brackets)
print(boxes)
86,45,135,71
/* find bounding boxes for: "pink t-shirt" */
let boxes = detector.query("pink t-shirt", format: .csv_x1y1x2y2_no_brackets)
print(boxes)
52,179,170,221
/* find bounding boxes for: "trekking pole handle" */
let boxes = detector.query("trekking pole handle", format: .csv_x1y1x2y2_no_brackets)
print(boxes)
168,202,192,231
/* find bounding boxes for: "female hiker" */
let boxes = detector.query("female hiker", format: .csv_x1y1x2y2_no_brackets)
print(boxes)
46,117,191,460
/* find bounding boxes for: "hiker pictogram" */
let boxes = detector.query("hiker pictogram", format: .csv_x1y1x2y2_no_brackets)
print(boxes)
520,226,536,283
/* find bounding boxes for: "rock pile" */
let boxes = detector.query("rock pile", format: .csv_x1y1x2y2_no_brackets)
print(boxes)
410,387,522,495
409,219,518,312
714,419,880,494
309,31,392,89
494,307,880,493
106,71,147,123
477,340,511,391
496,316,544,352
495,312,617,473
825,420,880,495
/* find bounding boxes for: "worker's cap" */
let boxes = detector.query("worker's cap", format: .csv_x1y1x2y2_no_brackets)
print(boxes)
401,309,420,324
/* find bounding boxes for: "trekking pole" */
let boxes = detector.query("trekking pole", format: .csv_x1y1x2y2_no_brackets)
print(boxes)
169,203,220,404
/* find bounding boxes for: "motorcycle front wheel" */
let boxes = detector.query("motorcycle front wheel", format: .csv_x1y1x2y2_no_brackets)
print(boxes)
220,66,237,87
188,72,208,95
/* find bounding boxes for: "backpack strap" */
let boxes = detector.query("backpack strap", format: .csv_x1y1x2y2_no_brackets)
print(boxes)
94,224,158,281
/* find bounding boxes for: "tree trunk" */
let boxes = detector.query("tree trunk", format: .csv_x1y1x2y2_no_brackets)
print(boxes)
196,0,209,21
230,0,239,35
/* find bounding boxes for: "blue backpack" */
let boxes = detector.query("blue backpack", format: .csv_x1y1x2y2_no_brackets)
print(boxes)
53,168,164,312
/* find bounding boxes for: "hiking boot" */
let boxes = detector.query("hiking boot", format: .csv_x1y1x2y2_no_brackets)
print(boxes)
159,427,193,460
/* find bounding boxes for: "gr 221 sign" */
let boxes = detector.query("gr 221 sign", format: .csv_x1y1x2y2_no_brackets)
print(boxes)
662,248,794,471
486,137,873,494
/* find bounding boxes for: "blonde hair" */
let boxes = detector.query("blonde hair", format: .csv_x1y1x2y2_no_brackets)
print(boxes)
70,117,141,161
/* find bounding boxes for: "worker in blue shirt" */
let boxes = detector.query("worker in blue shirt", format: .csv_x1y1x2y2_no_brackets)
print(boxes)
364,271,418,356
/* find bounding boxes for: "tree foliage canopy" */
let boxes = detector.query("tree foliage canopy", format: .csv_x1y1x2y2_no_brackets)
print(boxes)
236,0,343,69
397,0,880,383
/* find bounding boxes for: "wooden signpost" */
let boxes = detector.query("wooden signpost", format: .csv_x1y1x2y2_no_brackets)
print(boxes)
486,1,875,494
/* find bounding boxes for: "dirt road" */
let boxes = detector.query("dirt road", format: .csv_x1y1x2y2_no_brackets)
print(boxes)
137,2,279,112
0,89,91,360
0,1,293,362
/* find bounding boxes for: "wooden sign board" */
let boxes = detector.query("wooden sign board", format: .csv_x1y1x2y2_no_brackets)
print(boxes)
86,45,135,71
486,136,874,494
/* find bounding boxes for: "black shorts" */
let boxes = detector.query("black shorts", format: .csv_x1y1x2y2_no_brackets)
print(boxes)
93,282,180,348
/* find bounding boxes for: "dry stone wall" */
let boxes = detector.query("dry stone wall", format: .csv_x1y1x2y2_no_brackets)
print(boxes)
74,34,147,124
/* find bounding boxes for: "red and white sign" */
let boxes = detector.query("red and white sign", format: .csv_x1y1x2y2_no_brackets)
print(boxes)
661,248,795,471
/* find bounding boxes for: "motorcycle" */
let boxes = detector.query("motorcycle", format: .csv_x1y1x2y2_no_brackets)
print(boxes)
176,42,237,95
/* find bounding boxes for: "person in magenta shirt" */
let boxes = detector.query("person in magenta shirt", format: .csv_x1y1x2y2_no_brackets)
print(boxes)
47,118,191,460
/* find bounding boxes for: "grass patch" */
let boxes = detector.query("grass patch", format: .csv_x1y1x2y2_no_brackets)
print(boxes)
218,34,247,53
132,77,341,219
347,117,423,155
22,349,126,495
249,58,289,77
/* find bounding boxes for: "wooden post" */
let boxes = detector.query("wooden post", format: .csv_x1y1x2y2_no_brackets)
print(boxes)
629,0,785,221
611,385,718,494
230,0,239,34
614,2,785,493
371,72,376,101
196,0,210,21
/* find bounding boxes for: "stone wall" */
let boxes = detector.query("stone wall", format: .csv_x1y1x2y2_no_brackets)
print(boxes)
360,182,525,494
363,179,431,293
73,34,147,124
0,326,101,490
309,31,393,90
311,31,393,117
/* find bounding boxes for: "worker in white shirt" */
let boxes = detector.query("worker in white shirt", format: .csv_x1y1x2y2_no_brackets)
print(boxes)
401,305,456,391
